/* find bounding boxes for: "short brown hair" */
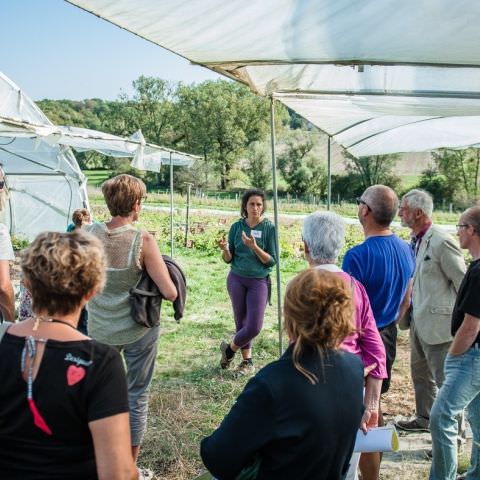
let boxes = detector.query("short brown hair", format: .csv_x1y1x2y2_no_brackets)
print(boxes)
20,231,106,316
72,208,90,227
284,269,355,384
102,174,146,217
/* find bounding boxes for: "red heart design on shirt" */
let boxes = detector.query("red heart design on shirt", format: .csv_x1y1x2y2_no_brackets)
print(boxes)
67,365,86,386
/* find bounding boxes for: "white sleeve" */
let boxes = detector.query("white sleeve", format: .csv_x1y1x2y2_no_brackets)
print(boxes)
0,224,14,261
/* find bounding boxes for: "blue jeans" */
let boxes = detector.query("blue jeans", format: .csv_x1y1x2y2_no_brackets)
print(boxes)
429,346,480,480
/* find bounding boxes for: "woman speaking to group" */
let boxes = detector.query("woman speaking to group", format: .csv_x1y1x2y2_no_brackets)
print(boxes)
218,189,277,377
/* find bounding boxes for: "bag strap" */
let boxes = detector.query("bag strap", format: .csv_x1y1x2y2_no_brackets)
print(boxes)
0,321,12,343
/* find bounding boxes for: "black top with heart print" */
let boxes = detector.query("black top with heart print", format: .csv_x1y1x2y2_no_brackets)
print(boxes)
0,333,128,479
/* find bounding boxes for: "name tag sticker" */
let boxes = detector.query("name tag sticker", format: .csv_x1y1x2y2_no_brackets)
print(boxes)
251,230,262,239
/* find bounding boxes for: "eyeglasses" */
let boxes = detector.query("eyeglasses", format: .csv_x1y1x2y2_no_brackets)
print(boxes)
355,197,372,212
0,181,5,189
456,224,469,230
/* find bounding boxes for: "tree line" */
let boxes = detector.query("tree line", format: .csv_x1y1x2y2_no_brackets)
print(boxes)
38,76,480,207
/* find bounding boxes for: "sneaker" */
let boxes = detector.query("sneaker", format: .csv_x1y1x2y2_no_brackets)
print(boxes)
396,417,430,432
233,360,255,378
220,340,234,369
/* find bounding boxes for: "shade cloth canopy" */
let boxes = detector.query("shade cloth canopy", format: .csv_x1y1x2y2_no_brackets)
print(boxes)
68,0,480,156
0,71,197,239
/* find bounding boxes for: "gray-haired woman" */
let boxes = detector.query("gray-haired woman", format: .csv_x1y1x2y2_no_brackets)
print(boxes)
302,211,387,480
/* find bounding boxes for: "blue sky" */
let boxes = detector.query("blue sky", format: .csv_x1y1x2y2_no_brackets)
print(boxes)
1,0,221,101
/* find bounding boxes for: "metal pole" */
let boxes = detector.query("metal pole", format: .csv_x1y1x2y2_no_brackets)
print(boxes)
169,151,174,258
327,135,332,210
184,182,194,247
270,96,283,357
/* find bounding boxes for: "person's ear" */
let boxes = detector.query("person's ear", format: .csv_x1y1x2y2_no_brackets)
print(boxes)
83,289,97,302
359,204,368,218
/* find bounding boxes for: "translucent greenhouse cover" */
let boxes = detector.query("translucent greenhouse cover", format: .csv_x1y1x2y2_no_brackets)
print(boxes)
0,71,197,240
68,0,480,156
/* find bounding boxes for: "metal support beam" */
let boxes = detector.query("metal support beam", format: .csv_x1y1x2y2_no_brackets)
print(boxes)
270,97,283,357
327,136,332,210
184,182,194,247
169,151,174,258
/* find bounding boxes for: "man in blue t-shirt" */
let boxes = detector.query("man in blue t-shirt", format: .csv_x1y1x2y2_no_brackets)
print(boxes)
342,184,414,480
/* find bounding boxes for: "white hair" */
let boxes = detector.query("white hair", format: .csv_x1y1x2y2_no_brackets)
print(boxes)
402,189,433,218
302,211,346,263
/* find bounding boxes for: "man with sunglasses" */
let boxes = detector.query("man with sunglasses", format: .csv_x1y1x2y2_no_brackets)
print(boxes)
343,185,415,480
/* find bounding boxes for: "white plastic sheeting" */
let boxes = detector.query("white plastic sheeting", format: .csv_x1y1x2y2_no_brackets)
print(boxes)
0,71,197,239
67,0,480,156
66,0,480,66
0,120,197,170
0,72,88,239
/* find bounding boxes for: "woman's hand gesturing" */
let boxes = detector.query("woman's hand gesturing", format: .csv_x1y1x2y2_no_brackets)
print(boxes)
218,237,228,251
241,231,256,249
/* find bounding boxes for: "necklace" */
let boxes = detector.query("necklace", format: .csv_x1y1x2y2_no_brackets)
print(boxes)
32,316,78,332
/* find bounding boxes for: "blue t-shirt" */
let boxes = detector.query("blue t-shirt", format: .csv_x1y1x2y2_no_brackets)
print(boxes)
342,234,414,329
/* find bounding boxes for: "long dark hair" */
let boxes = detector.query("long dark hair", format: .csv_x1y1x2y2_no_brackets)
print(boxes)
240,188,266,218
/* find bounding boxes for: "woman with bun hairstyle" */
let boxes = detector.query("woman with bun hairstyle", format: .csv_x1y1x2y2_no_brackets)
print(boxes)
218,188,277,377
201,269,364,479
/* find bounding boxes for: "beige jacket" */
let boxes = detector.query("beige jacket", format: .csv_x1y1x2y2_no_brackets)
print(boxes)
411,225,466,345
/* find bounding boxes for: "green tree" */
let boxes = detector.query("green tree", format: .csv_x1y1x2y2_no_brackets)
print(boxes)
107,76,179,147
432,148,480,201
176,80,272,189
245,141,272,190
344,153,400,191
415,167,455,206
278,130,326,196
330,173,365,202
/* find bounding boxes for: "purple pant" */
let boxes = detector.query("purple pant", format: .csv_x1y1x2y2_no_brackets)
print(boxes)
227,271,268,350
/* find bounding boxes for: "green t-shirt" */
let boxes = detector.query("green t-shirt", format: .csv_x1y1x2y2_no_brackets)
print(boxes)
227,218,277,278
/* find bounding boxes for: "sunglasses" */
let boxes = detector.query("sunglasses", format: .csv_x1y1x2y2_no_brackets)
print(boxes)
0,181,5,189
355,197,372,212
